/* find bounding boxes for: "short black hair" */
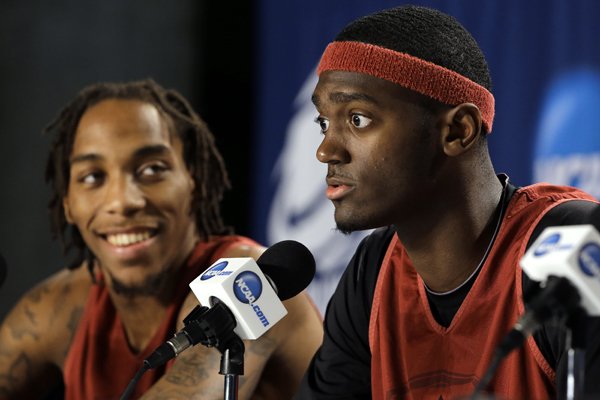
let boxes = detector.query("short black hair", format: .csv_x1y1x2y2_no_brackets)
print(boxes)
45,79,232,270
335,5,492,92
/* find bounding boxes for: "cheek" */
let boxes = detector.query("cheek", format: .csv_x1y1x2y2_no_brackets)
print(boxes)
158,178,195,214
63,192,94,226
365,142,397,177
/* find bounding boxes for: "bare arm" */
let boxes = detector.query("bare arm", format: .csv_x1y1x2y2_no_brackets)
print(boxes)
139,242,323,400
251,292,323,399
0,269,87,399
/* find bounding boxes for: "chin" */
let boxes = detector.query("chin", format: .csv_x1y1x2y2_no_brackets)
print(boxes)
335,217,370,235
106,266,172,297
335,208,385,234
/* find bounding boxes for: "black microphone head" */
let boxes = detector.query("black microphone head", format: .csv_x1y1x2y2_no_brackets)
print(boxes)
0,252,6,289
256,240,315,301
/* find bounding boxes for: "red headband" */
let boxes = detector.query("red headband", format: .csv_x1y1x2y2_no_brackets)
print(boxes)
317,41,495,133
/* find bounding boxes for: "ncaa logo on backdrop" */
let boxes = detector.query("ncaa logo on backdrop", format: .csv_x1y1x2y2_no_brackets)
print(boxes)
578,243,600,277
533,69,600,198
534,233,573,256
200,261,232,280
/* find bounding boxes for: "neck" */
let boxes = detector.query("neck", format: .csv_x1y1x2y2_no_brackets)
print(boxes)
102,255,189,353
110,292,173,353
98,232,200,353
395,171,504,293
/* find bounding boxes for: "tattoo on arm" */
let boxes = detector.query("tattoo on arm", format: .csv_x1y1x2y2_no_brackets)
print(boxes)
51,281,72,321
0,353,34,395
27,285,51,303
62,307,83,358
146,388,190,400
165,350,216,387
8,322,39,342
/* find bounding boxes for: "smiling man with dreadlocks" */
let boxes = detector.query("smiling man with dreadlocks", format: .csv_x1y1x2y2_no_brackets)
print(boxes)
0,79,322,400
295,5,600,400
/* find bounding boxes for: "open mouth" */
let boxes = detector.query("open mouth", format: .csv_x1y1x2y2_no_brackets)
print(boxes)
326,184,354,200
105,230,157,247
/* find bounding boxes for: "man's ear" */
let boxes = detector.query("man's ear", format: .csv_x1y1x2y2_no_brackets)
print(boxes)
186,167,196,197
188,168,196,191
440,103,482,157
63,197,74,224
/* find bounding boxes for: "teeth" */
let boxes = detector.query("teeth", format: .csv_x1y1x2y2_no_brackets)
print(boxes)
106,231,152,247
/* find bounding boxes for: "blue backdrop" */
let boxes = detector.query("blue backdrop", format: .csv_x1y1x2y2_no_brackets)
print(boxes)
253,0,600,312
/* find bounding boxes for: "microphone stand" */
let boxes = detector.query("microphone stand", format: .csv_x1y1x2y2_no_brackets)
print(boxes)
470,277,586,399
139,301,245,400
564,307,587,400
220,337,245,400
185,300,246,400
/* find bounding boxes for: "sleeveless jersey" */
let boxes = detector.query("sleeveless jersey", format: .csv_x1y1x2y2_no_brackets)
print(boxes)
370,184,596,400
64,235,256,400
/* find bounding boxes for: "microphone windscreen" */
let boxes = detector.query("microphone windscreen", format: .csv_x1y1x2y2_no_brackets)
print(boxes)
0,253,6,289
257,240,315,300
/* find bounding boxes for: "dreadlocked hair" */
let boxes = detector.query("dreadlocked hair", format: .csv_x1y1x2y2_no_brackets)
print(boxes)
44,79,232,272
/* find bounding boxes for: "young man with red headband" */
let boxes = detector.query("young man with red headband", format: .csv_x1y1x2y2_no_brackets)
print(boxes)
295,5,600,400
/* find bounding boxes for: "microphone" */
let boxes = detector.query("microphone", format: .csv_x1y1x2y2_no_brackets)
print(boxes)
145,240,315,369
472,224,600,397
0,252,6,288
503,224,600,352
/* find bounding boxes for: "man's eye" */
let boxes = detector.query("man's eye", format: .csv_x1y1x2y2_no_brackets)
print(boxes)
138,163,167,177
350,114,372,128
314,116,330,133
78,172,103,185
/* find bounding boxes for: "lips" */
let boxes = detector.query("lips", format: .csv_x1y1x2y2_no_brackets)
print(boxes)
106,231,153,247
325,176,355,201
99,227,158,248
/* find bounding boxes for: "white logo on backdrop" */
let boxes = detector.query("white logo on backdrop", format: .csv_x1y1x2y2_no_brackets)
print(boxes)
267,69,370,314
534,154,600,198
533,69,600,199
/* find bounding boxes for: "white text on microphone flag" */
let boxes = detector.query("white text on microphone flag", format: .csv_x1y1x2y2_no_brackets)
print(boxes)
189,257,288,339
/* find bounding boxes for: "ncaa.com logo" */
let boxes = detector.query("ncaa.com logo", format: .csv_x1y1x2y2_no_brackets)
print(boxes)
200,261,232,280
234,271,263,303
533,233,573,256
233,271,270,327
578,242,600,277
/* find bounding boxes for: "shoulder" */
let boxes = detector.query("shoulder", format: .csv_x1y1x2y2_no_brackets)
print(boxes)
10,267,90,361
204,234,266,261
220,236,266,260
0,266,91,376
527,198,600,248
517,182,596,201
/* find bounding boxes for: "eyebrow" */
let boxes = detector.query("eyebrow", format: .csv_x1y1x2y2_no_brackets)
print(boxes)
69,144,172,165
312,91,379,107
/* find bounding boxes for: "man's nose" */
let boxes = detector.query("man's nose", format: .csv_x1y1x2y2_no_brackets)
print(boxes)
316,131,350,164
104,175,146,215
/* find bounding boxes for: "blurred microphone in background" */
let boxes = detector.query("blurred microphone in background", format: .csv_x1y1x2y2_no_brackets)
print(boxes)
0,252,6,289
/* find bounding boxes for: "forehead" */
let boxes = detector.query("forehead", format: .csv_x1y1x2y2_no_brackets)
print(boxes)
312,70,432,110
72,98,178,154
